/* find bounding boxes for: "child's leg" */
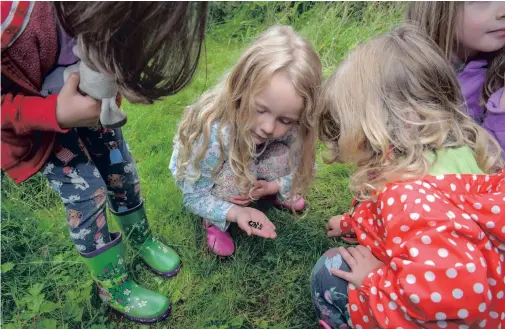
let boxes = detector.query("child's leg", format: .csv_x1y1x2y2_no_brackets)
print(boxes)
76,127,141,212
310,248,352,329
42,130,111,253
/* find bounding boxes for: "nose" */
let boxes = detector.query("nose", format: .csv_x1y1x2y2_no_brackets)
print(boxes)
260,117,275,136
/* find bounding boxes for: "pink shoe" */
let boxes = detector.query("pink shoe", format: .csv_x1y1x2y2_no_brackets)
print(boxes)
319,320,332,329
202,219,235,257
274,195,306,211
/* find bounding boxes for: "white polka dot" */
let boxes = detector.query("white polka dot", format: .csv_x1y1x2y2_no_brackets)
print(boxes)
458,309,468,318
360,233,366,239
448,239,457,246
387,301,397,310
474,283,484,293
437,225,447,233
415,198,421,204
450,184,456,191
391,262,397,271
423,204,431,212
498,266,502,275
478,302,487,312
377,303,384,312
362,315,369,323
410,213,420,220
466,263,476,273
421,236,431,244
400,225,409,232
452,289,463,299
427,195,435,202
471,214,479,221
502,226,505,233
446,211,455,219
479,320,487,328
487,221,495,228
462,213,470,220
425,260,435,266
386,249,393,257
455,222,462,230
438,321,448,328
474,202,482,209
351,304,358,311
446,268,457,279
436,175,444,180
460,325,469,329
405,184,413,190
467,243,475,251
490,312,499,319
488,278,497,286
386,214,393,221
355,325,362,329
387,197,394,206
431,292,442,303
410,294,420,303
393,237,402,244
497,291,504,299
406,274,416,284
425,271,435,282
371,286,377,295
436,312,446,320
410,248,419,257
390,292,397,300
438,248,448,258
492,206,501,214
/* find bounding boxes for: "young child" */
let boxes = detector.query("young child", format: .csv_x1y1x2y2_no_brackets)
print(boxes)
170,25,322,257
1,2,207,323
311,24,505,329
407,2,505,154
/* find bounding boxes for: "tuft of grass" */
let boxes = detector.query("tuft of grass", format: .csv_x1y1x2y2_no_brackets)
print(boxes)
1,3,403,328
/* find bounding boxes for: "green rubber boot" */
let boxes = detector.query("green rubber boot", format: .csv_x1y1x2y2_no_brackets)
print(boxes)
111,201,182,277
81,232,171,323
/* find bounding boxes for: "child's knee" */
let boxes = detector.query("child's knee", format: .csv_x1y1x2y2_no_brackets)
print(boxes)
311,248,349,294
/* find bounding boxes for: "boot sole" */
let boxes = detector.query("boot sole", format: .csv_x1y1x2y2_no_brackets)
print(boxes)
111,304,171,323
144,260,183,278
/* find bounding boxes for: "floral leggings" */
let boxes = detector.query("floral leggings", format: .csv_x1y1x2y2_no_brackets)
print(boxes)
42,127,142,253
211,141,291,199
311,248,353,329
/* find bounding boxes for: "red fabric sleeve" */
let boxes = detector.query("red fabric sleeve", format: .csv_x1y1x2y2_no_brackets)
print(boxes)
1,93,69,134
350,197,491,329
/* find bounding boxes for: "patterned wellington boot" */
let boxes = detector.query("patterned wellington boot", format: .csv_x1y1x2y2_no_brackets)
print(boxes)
111,201,182,277
81,232,171,323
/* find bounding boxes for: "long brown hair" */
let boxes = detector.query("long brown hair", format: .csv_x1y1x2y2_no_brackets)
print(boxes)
319,24,502,199
174,25,322,199
53,2,207,104
406,2,504,103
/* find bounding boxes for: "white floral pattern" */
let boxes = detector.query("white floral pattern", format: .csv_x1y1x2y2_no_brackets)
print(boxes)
170,121,301,231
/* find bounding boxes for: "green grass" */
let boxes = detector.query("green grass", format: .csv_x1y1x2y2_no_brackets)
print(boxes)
1,3,403,328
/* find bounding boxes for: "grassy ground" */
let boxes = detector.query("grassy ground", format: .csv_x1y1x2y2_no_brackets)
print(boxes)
1,3,403,329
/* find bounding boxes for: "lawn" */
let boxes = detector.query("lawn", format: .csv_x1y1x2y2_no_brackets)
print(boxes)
1,3,403,328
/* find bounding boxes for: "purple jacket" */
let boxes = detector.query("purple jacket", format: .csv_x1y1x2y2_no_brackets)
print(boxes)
458,60,505,154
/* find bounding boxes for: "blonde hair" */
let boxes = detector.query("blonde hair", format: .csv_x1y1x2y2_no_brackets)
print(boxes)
174,25,322,198
319,24,503,199
406,2,504,103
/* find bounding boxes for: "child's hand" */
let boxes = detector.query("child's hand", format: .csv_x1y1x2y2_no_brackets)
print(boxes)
227,206,277,238
250,180,279,199
228,181,279,206
326,215,343,237
56,73,102,128
330,246,384,288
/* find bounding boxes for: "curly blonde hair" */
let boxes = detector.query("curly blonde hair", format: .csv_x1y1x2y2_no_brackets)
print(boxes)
406,2,505,103
174,25,322,198
319,24,503,199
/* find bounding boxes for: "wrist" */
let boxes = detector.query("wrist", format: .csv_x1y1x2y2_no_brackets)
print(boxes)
269,181,280,195
226,205,243,223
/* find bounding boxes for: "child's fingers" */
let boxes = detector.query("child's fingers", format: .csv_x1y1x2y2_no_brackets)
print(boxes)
251,227,276,239
347,246,365,261
338,247,357,269
330,268,353,282
327,229,341,238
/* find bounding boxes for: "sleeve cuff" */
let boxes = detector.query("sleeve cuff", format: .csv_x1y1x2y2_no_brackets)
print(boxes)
20,95,69,133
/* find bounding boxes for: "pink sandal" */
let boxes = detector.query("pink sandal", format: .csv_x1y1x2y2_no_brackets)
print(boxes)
202,219,235,257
